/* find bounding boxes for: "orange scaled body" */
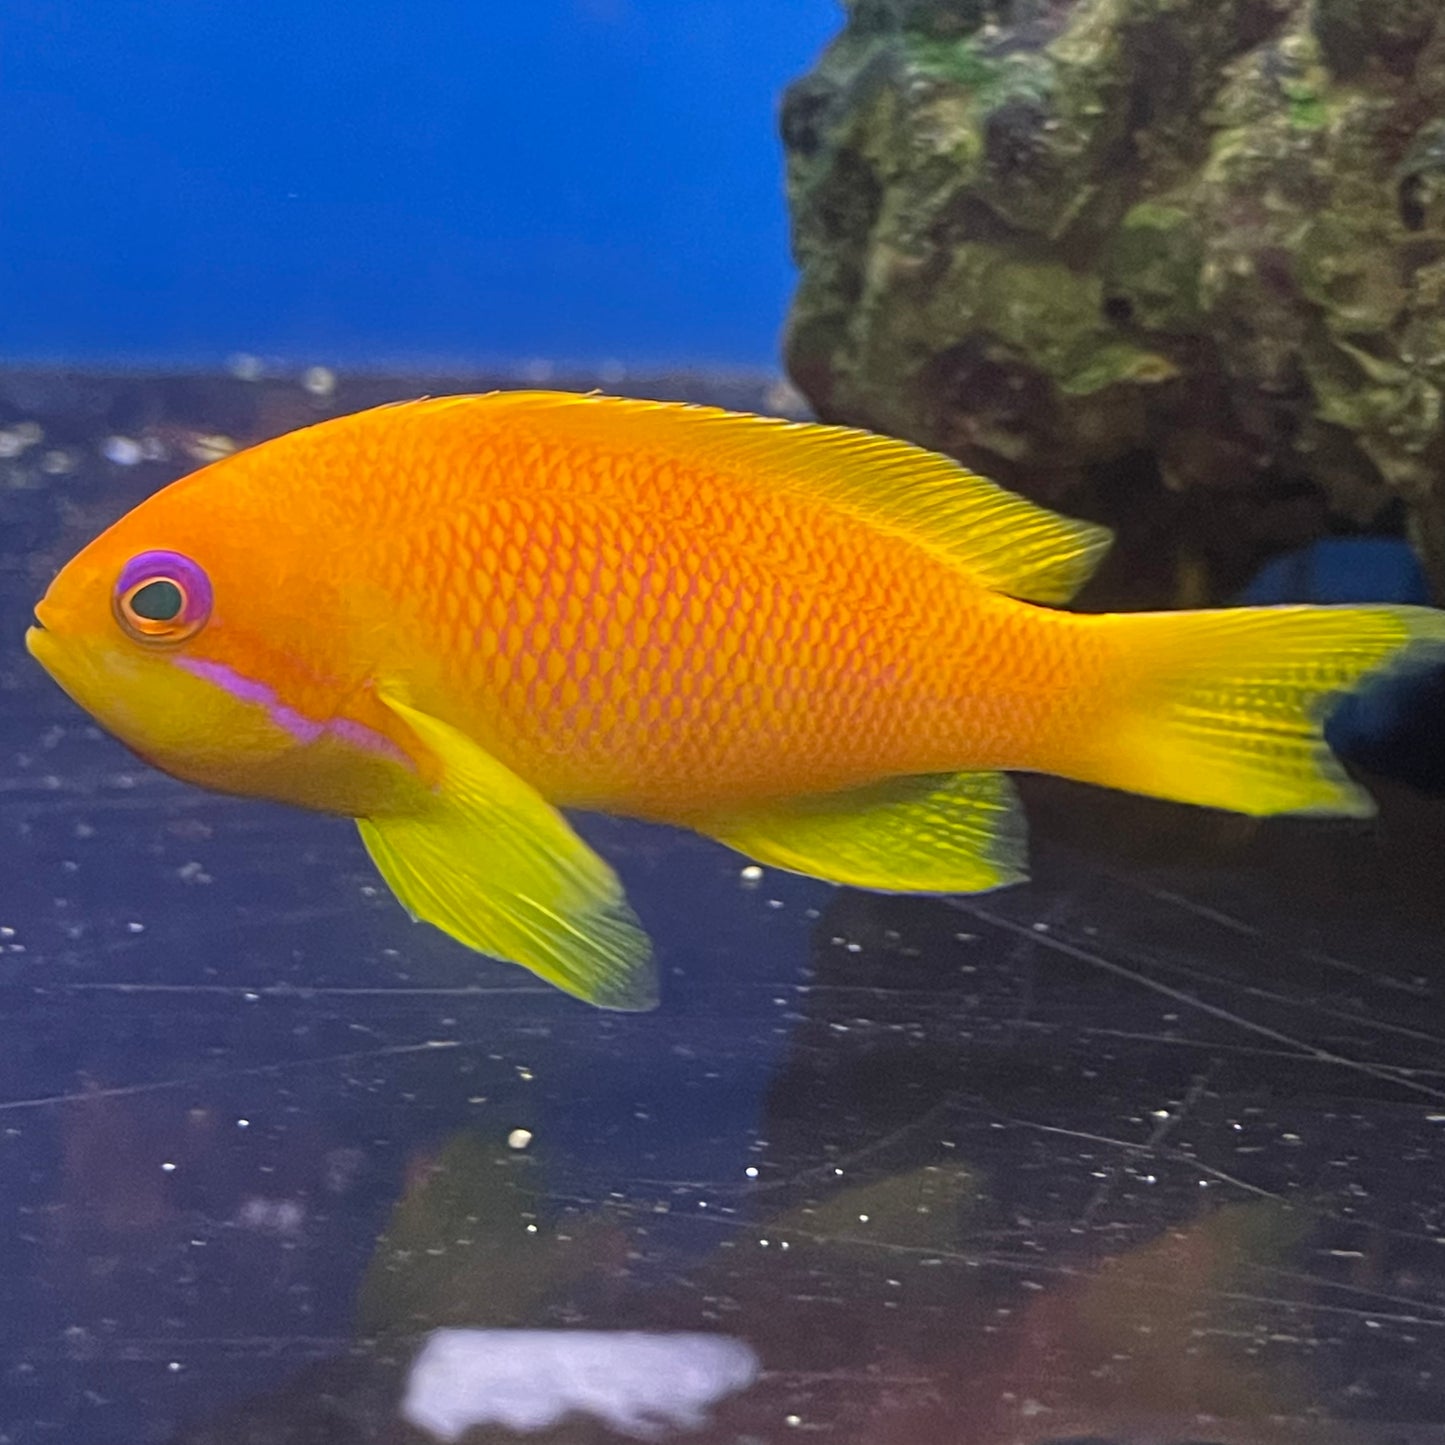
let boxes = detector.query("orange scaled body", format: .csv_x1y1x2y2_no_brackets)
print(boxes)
280,398,1086,817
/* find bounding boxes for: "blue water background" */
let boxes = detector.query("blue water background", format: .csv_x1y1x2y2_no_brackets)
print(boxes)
0,0,838,369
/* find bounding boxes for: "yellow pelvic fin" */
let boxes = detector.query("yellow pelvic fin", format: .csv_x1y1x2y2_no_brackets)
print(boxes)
691,771,1027,894
359,691,656,1011
401,391,1113,604
1084,604,1445,817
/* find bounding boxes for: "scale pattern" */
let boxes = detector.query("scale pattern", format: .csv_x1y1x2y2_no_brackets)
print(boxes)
295,396,1096,816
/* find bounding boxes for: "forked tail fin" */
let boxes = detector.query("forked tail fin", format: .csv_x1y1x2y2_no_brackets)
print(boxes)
1075,604,1445,817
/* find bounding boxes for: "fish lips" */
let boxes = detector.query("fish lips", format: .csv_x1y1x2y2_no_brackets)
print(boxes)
24,616,57,671
25,613,99,710
25,596,69,671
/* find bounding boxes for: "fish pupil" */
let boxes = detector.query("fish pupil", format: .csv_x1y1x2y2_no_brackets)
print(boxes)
130,579,184,622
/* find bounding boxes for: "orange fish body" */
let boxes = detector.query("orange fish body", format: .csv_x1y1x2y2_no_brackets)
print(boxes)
26,392,1445,1009
109,395,1091,813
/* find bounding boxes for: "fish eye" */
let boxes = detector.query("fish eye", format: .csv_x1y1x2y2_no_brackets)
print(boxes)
114,550,212,644
129,579,184,621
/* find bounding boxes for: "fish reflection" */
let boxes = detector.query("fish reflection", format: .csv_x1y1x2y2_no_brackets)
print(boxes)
163,1117,1360,1443
358,1115,1314,1443
356,1131,629,1336
168,890,1412,1442
828,1201,1316,1445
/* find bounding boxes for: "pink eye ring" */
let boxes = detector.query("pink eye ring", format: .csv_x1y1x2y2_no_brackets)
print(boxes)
114,550,212,644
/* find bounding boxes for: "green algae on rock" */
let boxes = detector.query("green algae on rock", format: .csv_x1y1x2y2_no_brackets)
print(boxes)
782,0,1445,603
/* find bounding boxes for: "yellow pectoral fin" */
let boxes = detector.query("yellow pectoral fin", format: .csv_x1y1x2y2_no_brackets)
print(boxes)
693,771,1028,895
361,692,657,1012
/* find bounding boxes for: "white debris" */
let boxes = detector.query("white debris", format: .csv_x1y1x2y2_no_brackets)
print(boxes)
506,1128,533,1150
234,1196,306,1237
228,352,264,381
301,365,336,397
763,376,811,418
183,433,237,463
401,1329,759,1442
0,421,44,456
101,436,144,466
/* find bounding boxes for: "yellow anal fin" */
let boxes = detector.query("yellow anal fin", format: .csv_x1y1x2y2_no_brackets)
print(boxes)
360,692,656,1011
692,771,1027,894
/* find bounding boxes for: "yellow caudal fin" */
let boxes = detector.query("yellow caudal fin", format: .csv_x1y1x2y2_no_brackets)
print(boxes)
1081,604,1445,817
360,691,657,1011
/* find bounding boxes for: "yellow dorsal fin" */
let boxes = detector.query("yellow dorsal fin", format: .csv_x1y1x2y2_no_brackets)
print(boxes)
394,391,1114,605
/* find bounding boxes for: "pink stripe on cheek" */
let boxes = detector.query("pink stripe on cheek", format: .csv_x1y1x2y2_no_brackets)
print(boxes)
175,658,412,767
179,658,323,743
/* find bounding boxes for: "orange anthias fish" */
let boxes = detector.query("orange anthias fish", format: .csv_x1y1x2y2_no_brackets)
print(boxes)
25,392,1445,1008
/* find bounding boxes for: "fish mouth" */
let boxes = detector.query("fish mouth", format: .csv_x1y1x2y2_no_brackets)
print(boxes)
25,612,103,709
25,622,54,666
25,602,62,668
